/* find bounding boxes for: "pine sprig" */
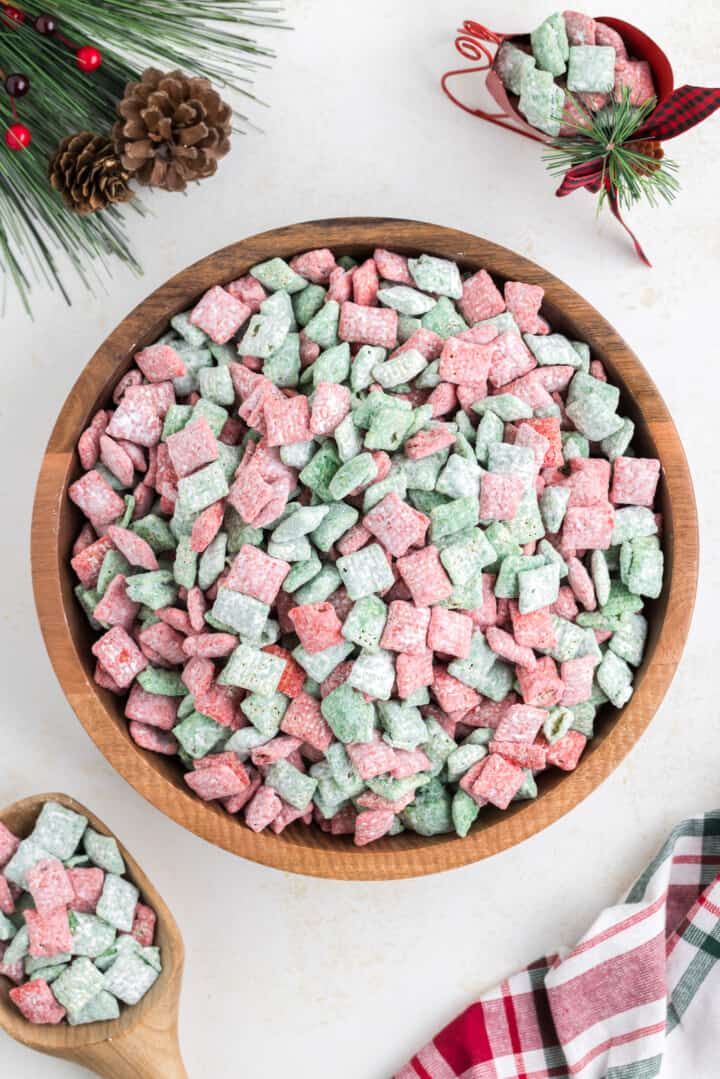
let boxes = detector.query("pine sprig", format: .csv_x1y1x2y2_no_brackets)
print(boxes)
544,88,680,212
0,0,287,315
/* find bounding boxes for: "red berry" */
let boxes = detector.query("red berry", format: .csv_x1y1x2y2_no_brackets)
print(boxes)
5,123,31,151
3,7,25,23
76,45,102,72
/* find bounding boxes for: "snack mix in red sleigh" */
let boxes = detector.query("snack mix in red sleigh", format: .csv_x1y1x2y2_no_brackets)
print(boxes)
68,247,663,845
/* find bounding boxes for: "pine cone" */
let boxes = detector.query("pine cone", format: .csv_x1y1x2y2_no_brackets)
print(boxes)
629,139,664,175
49,132,134,215
112,68,232,193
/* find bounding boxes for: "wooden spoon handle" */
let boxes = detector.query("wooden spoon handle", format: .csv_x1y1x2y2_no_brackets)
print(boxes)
63,1019,188,1078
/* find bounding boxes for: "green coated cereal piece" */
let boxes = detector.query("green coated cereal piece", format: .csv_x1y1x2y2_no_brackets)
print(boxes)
208,341,236,365
33,802,87,861
224,726,270,761
293,563,342,604
264,333,301,388
102,949,159,1005
530,12,569,75
473,393,532,421
409,489,449,514
125,570,178,609
304,300,340,349
311,502,359,551
518,561,561,613
567,45,615,92
321,683,376,744
495,554,545,598
171,310,207,347
225,513,263,554
267,535,313,563
379,701,427,751
538,538,568,579
548,616,586,662
567,370,620,411
299,444,341,502
475,410,504,466
75,585,102,629
363,471,407,513
293,284,326,327
543,706,574,744
436,454,481,499
474,659,514,701
336,543,394,599
176,461,229,514
495,40,536,95
261,289,297,331
67,989,120,1026
477,311,520,335
367,773,430,802
353,390,411,429
408,255,463,300
97,549,131,595
620,536,664,599
602,417,635,462
364,403,414,451
570,701,596,737
337,256,357,271
397,315,421,343
4,926,29,964
421,295,467,338
325,742,366,798
372,347,427,388
176,694,195,720
219,644,286,695
448,630,496,689
377,285,436,316
251,257,307,294
198,531,227,590
211,589,268,642
169,501,199,540
239,313,290,358
94,462,126,491
137,667,186,696
562,431,590,461
342,595,387,652
414,359,441,389
284,553,322,592
0,911,17,940
440,528,496,586
540,485,570,533
518,67,565,135
82,829,125,876
463,727,494,746
172,347,212,397
446,743,487,783
401,780,453,836
191,397,229,438
348,648,395,701
119,496,135,529
509,491,545,545
513,770,538,801
272,504,329,542
452,788,480,838
611,507,658,545
327,453,376,500
524,333,582,368
293,640,354,683
198,364,234,406
53,957,105,1013
565,396,623,441
173,535,198,589
422,718,458,769
173,711,226,758
266,759,317,810
280,439,316,470
351,345,386,392
430,496,479,542
312,342,351,385
70,913,116,958
485,521,522,564
132,514,176,553
404,686,430,707
596,650,634,707
609,613,648,667
591,549,611,608
96,874,139,933
445,572,487,611
26,952,71,976
488,442,536,491
334,413,363,462
571,340,591,368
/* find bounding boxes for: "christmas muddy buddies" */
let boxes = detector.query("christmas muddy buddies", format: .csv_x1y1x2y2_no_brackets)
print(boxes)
0,801,160,1025
67,245,663,846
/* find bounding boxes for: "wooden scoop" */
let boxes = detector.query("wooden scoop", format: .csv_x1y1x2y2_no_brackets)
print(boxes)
0,793,187,1078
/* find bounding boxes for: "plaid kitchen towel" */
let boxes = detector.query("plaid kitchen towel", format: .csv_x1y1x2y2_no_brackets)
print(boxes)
396,813,720,1079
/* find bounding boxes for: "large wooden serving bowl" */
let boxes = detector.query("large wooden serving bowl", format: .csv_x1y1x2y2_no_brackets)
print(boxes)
32,219,698,880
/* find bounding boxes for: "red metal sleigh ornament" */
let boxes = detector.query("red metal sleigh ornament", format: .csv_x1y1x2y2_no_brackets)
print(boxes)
441,18,720,265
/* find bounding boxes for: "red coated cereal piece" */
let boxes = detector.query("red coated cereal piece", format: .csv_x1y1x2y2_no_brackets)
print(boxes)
225,544,291,605
396,650,434,699
185,761,248,801
183,634,237,659
514,424,549,471
403,425,456,460
509,601,557,651
131,902,157,947
438,337,495,385
124,380,175,419
488,332,536,388
117,439,147,474
346,737,397,780
166,417,219,479
390,747,431,779
319,660,352,699
94,576,141,631
113,371,143,405
458,269,505,323
125,683,179,730
427,382,457,418
310,382,351,436
373,247,414,285
263,644,304,699
380,600,430,655
227,465,276,526
562,503,615,550
469,574,498,630
70,536,114,591
99,434,135,487
326,267,353,304
190,285,251,344
219,416,244,445
432,666,480,714
551,585,579,621
67,867,104,914
518,417,563,468
26,858,74,916
9,979,66,1025
504,372,554,412
614,58,655,105
489,740,548,770
194,683,240,728
223,769,262,814
0,876,14,915
479,473,525,521
566,457,611,508
134,344,186,383
281,692,333,752
459,758,489,806
486,626,538,671
390,329,445,362
289,248,337,283
91,626,147,689
94,662,124,694
107,525,159,571
427,607,473,659
263,393,312,447
352,258,379,306
226,274,267,313
517,656,564,708
25,907,73,958
0,942,24,985
589,360,607,382
354,810,395,846
72,522,96,558
547,730,587,770
132,481,155,519
69,471,125,529
339,302,398,348
494,703,547,743
564,10,596,44
181,656,214,698
363,492,429,558
288,602,344,655
106,395,163,448
138,622,186,666
78,426,102,471
471,753,524,809
561,655,596,706
397,545,453,606
336,523,371,556
456,324,499,345
189,500,225,554
269,800,313,833
610,456,661,508
245,785,283,832
187,587,208,633
129,721,178,755
504,281,545,333
567,556,597,611
356,790,415,813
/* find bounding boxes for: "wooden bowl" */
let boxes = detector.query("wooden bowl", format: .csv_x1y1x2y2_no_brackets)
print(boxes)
31,218,698,881
0,794,186,1077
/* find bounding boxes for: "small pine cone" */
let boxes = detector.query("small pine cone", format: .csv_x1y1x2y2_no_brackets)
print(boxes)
49,132,134,215
629,139,664,175
112,68,232,193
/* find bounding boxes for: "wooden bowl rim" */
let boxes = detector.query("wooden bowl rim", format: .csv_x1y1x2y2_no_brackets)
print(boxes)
31,217,698,880
0,793,183,1051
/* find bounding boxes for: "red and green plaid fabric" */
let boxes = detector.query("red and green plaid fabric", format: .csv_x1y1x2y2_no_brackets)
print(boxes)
396,813,720,1079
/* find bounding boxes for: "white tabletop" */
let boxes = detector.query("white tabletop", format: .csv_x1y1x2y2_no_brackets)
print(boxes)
2,2,719,1075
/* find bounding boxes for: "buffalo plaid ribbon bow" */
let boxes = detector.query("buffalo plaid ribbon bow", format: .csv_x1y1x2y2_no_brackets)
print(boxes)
556,86,720,266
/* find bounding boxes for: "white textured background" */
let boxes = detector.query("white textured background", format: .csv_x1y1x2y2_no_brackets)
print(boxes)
2,2,719,1075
